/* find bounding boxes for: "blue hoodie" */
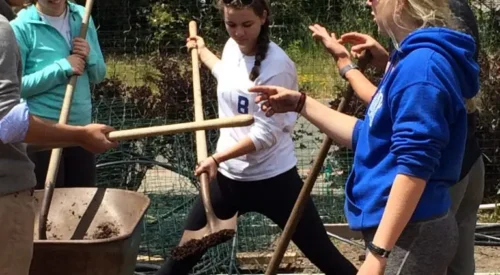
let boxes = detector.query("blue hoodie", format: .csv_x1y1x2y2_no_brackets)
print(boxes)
346,27,479,231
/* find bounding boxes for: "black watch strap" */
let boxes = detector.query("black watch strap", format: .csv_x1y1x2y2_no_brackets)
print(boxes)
367,241,391,258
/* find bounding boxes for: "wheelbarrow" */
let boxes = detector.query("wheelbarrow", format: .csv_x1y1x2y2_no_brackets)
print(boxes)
30,187,150,275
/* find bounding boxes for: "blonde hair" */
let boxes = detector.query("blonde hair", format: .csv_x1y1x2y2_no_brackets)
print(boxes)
381,0,478,114
380,0,457,50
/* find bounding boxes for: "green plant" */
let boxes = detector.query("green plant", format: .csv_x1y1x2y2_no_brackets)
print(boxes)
476,50,500,200
92,55,219,190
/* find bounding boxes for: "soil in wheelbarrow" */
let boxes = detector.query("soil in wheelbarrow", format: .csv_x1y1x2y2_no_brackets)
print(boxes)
45,219,120,240
85,222,121,240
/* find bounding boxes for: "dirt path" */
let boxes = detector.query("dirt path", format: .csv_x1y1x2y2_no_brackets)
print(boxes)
263,239,500,273
316,241,500,273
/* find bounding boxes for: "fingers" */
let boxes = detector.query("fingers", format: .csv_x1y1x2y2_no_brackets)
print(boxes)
248,85,279,95
72,48,88,58
254,92,269,104
185,35,202,43
75,61,85,75
73,37,87,44
308,25,320,36
72,38,89,56
193,163,215,179
350,44,367,54
259,102,275,117
309,24,327,33
308,24,330,39
194,166,202,177
186,36,204,51
103,140,119,151
339,32,368,45
100,125,116,133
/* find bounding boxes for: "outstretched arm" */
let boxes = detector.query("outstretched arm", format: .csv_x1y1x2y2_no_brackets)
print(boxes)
300,93,360,149
249,85,361,150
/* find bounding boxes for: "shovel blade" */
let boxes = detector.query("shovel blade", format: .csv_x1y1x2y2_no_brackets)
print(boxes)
170,213,238,260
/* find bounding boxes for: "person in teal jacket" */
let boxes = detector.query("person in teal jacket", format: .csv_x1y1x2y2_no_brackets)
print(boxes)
10,0,106,189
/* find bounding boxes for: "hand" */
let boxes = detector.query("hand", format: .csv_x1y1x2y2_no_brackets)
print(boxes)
186,35,207,54
72,37,90,59
309,24,350,61
79,124,118,154
66,54,85,76
339,32,389,70
248,85,302,117
194,156,218,182
357,252,387,275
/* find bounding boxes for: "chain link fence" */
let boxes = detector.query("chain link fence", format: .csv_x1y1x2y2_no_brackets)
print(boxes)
72,0,500,273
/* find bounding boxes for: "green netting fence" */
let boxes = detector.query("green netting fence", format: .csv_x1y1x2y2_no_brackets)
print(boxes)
76,0,500,273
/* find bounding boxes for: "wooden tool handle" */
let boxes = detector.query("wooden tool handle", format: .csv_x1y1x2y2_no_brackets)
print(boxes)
189,21,207,160
58,0,95,125
108,115,254,141
39,0,95,240
189,20,217,230
27,115,254,153
265,50,374,275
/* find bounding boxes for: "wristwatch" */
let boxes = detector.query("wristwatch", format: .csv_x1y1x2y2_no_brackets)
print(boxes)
366,241,391,258
339,63,359,80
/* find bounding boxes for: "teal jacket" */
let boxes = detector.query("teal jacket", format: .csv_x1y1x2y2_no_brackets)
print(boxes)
10,2,106,125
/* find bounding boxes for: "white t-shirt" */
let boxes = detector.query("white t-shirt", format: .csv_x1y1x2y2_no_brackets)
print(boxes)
38,8,71,47
212,38,299,181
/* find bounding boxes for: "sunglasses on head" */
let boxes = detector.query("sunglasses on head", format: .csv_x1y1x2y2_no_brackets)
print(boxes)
223,0,254,5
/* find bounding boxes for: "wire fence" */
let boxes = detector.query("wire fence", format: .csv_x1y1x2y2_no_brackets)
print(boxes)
77,0,500,273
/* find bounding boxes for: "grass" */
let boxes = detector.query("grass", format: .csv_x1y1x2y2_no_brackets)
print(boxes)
286,40,345,99
104,54,161,93
103,45,344,100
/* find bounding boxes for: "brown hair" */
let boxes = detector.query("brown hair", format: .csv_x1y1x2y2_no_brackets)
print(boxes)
218,0,270,81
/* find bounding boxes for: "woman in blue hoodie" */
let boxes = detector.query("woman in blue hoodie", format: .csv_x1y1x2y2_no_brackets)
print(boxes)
311,0,484,273
249,0,480,274
10,0,106,189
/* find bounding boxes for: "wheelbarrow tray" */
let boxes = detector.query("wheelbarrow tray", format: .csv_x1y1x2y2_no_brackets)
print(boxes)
30,188,151,275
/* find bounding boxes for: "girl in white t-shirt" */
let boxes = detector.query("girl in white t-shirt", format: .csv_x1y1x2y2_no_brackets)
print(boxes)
156,1,357,274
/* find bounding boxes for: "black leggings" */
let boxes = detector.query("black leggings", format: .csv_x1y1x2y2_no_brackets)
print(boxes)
29,146,96,189
156,167,357,275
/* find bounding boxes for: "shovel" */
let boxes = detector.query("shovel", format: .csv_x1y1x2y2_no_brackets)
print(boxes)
264,50,374,275
38,0,95,240
169,21,239,261
26,115,255,153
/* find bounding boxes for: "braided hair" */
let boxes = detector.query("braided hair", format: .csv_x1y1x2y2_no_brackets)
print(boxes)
218,0,270,81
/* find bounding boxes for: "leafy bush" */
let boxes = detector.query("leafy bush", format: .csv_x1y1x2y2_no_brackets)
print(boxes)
92,55,219,189
476,50,500,199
